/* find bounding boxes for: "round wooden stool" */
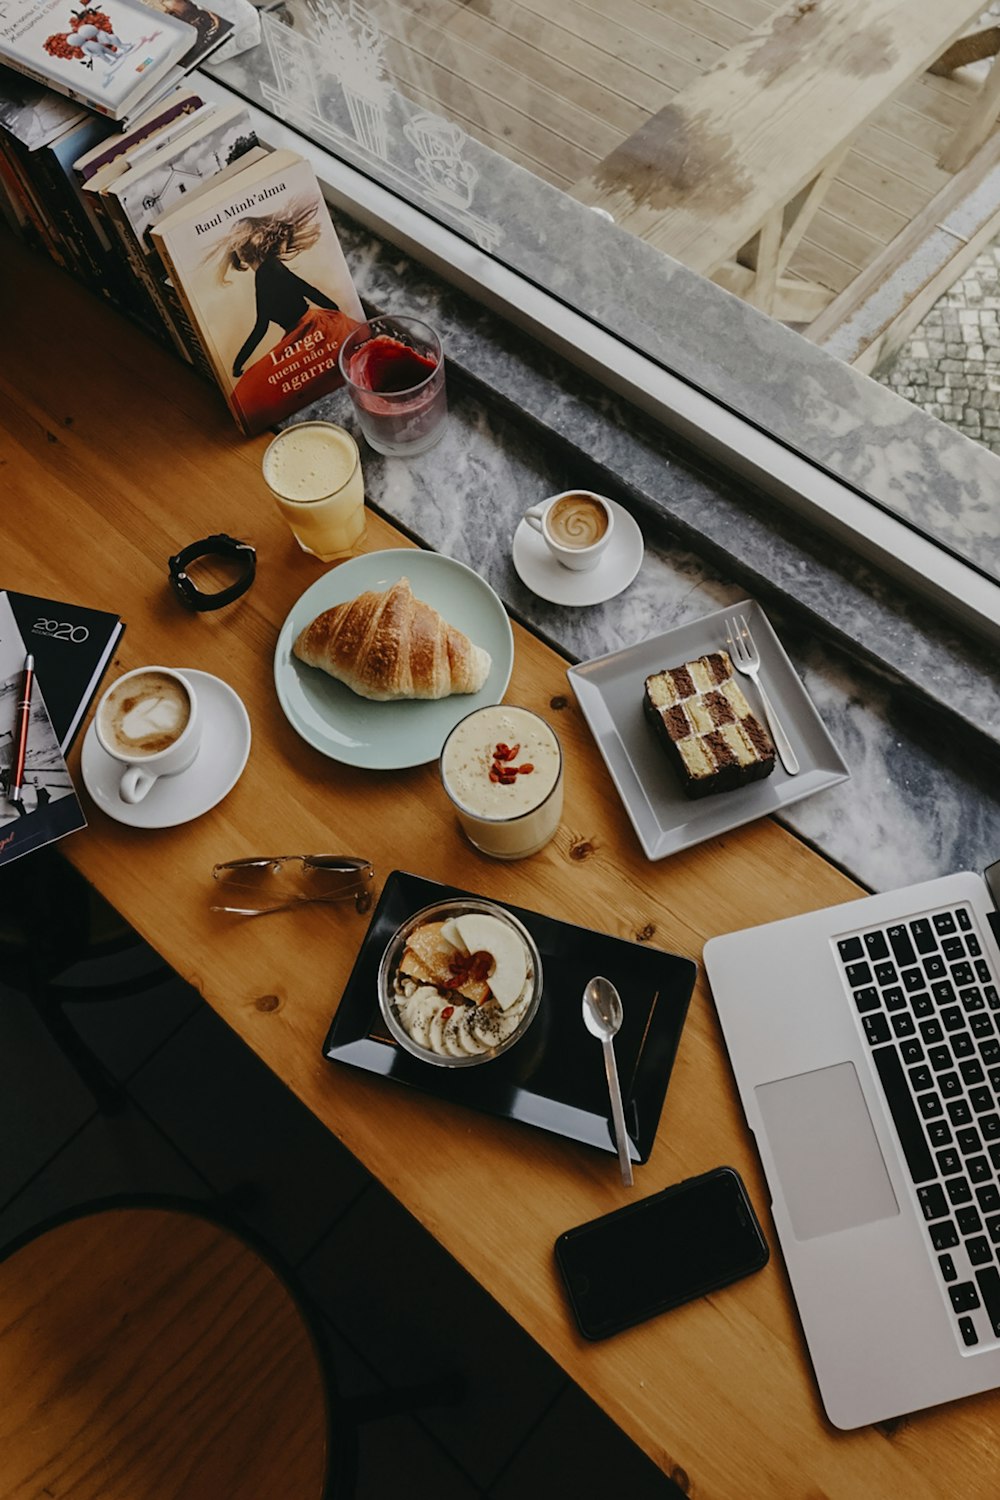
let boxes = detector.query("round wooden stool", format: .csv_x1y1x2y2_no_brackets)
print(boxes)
0,1203,335,1499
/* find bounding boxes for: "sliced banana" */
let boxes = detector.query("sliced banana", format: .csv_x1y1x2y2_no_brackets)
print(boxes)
469,999,522,1047
442,1010,476,1057
397,987,439,1050
505,989,531,1025
439,1009,465,1054
427,1007,450,1055
449,1009,493,1056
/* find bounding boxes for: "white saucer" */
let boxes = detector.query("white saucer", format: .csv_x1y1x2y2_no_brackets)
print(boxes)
511,498,644,606
81,669,251,829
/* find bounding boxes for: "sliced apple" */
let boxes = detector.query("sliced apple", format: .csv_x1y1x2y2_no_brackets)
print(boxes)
439,917,468,951
452,913,527,1010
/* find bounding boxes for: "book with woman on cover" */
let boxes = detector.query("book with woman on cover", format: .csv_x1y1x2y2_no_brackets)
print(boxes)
151,148,365,434
0,0,226,121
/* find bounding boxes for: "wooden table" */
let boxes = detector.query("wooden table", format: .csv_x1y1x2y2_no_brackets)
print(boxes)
6,239,1000,1497
572,0,992,320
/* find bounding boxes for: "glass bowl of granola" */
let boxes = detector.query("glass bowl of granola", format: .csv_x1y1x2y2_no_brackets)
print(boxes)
378,897,543,1067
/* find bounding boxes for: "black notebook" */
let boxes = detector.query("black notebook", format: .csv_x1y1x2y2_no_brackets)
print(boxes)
0,593,87,867
4,592,124,752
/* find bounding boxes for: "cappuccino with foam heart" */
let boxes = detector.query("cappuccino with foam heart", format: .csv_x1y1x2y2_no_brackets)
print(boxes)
99,670,191,758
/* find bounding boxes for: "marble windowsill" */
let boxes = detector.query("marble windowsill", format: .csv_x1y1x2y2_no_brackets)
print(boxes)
329,215,1000,763
289,214,1000,899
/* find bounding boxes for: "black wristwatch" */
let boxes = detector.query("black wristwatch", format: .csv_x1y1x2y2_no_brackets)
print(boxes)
168,534,257,612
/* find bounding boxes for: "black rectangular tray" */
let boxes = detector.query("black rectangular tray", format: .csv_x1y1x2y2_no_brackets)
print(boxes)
323,871,697,1164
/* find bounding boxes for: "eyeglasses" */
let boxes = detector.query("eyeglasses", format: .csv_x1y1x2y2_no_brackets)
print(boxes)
211,855,375,916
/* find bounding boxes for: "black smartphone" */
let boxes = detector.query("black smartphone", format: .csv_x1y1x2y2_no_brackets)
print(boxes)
554,1166,769,1340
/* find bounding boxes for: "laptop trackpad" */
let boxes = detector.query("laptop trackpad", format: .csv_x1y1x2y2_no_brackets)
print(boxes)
755,1062,899,1240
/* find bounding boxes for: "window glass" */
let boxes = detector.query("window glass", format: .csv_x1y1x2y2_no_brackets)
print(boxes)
212,1,1000,589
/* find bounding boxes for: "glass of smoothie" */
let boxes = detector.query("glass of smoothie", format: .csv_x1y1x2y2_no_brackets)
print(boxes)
440,705,563,859
338,314,447,457
262,421,365,561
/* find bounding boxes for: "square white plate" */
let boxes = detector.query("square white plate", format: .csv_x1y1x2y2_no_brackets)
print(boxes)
567,599,849,860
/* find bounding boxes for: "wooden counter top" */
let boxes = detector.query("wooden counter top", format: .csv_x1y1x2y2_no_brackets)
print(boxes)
5,238,999,1496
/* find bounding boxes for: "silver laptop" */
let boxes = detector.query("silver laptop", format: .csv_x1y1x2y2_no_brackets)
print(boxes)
704,866,1000,1430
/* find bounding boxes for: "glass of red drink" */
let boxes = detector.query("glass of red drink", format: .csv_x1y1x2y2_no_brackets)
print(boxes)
338,314,447,456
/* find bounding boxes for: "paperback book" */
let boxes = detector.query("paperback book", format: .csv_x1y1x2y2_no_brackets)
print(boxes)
77,91,219,345
0,66,122,294
0,0,197,121
72,83,202,180
111,0,232,121
0,61,86,147
0,594,87,868
103,99,257,367
151,148,365,434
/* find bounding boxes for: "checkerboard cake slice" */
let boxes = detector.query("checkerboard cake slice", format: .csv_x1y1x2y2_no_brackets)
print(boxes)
643,651,776,799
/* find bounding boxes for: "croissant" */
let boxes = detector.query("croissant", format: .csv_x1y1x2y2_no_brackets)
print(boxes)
292,577,492,701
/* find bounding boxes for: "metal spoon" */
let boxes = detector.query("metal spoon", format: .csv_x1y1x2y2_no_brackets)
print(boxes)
582,976,634,1187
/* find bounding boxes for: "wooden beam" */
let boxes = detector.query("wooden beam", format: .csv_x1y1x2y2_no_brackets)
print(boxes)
747,206,781,313
712,261,832,322
806,124,1000,365
940,52,1000,172
929,26,1000,77
775,143,851,278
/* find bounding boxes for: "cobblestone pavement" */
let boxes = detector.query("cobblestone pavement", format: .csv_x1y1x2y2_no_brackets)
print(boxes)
875,242,1000,457
874,3,1000,453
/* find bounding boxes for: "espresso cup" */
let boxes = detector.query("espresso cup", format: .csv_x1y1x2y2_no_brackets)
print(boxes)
523,491,614,572
95,666,200,805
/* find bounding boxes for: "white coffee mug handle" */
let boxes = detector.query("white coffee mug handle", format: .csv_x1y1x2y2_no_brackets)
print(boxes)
120,765,157,805
524,503,547,533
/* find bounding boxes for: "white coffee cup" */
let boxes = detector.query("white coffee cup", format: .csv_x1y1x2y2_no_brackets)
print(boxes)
95,666,200,805
523,490,614,572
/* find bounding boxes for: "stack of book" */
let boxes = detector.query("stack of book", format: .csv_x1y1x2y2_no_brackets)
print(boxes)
0,0,222,122
0,1,366,434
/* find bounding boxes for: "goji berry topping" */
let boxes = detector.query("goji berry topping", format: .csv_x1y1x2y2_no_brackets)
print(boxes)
489,741,531,784
448,949,493,988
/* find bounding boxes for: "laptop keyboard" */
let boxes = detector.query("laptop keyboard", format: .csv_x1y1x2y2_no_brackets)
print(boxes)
835,903,1000,1351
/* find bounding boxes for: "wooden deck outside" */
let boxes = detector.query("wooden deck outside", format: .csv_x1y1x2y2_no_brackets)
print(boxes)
354,0,1000,349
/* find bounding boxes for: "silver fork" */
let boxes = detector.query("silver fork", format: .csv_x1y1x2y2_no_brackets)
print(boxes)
726,614,799,775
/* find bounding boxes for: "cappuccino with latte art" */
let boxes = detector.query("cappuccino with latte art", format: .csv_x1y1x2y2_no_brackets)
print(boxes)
546,494,609,549
100,671,190,759
523,489,615,572
95,666,201,806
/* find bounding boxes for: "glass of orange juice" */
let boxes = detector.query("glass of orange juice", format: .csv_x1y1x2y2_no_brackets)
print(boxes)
262,421,365,561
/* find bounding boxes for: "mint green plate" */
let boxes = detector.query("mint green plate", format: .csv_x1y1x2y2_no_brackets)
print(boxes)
274,549,514,769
